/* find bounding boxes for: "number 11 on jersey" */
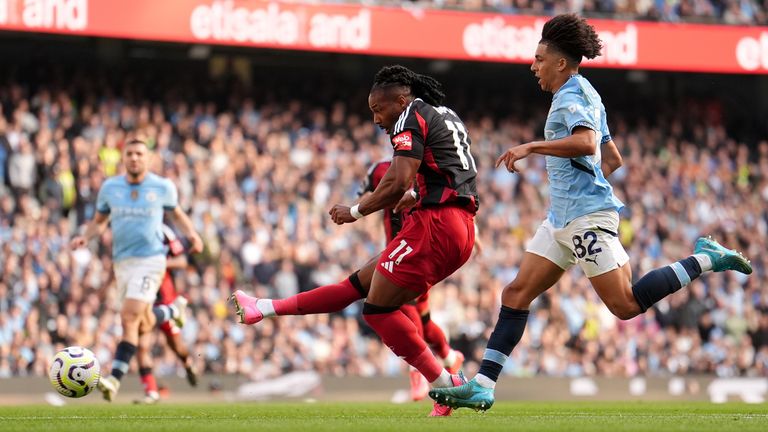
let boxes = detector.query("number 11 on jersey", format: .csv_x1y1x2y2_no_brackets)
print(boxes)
389,239,414,265
444,120,477,173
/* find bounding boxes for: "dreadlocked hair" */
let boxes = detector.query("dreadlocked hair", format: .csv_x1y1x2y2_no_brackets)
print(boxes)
372,65,446,107
540,14,602,64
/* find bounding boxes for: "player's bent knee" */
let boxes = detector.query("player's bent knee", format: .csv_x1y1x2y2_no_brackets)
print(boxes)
500,282,534,309
605,301,640,320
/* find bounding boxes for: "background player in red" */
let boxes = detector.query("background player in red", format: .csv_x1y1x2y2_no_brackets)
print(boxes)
360,160,465,401
231,65,480,416
135,224,197,404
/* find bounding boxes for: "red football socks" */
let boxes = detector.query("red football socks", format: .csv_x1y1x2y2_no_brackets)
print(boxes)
273,278,362,315
423,319,451,359
400,304,425,338
364,310,444,382
140,370,158,394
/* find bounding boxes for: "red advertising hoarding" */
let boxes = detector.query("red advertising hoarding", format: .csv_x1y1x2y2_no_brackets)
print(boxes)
0,0,766,74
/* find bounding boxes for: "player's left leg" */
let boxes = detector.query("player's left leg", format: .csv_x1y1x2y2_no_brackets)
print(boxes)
364,271,467,416
582,212,752,319
364,273,439,378
591,239,752,319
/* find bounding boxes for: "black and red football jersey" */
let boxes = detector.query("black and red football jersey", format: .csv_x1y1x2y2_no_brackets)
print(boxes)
360,160,403,242
389,99,479,213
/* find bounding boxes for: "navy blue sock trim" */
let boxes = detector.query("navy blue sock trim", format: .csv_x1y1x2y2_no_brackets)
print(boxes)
111,341,137,380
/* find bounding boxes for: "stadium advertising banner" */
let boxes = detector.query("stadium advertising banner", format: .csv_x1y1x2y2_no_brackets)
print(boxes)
0,0,767,73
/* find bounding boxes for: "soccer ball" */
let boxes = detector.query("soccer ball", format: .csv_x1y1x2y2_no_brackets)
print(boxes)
48,346,101,398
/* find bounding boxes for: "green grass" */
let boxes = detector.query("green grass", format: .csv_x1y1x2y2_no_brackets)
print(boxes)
1,402,767,432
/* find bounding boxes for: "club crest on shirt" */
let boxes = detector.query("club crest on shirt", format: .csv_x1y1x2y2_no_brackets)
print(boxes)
392,131,412,151
130,190,139,200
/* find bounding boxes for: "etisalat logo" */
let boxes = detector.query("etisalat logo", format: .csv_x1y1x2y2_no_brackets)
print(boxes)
189,1,371,50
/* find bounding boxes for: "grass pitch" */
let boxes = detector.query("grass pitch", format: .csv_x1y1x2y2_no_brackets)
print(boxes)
1,401,767,432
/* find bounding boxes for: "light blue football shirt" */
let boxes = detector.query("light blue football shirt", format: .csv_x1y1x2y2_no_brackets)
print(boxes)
96,173,178,261
543,74,624,228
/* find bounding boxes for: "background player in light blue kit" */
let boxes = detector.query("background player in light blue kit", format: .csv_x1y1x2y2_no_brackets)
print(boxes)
70,139,203,402
430,13,753,411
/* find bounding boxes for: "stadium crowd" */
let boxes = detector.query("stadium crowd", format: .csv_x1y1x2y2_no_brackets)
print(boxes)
0,69,767,387
353,0,768,26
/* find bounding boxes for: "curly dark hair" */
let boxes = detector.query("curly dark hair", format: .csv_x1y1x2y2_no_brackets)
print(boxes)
540,14,602,64
371,65,446,106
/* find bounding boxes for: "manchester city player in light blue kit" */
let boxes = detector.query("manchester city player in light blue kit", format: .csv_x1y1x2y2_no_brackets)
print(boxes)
431,14,752,411
71,139,203,402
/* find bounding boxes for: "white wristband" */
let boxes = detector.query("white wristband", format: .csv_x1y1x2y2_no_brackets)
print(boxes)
409,189,418,200
350,204,364,219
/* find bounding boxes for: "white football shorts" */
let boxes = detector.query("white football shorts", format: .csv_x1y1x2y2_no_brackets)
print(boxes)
526,210,629,278
114,255,167,305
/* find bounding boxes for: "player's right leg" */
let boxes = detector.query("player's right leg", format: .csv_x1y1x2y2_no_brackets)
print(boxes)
230,255,378,325
429,251,566,411
98,298,148,402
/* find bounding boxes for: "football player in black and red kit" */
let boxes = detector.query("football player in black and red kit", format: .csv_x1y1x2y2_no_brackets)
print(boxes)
231,65,479,416
360,160,465,401
135,224,197,404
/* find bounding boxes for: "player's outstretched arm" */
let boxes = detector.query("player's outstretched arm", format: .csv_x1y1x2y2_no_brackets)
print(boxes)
600,139,623,177
166,207,204,254
70,212,110,249
496,128,596,173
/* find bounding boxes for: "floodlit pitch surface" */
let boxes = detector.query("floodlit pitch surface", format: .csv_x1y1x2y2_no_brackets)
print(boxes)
1,402,767,431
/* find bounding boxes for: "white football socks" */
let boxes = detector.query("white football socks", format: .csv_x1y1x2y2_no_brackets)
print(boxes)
256,299,276,317
430,370,453,388
693,254,713,272
475,374,496,389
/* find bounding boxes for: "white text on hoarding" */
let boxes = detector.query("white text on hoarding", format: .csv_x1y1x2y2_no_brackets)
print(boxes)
23,0,86,30
736,33,768,71
462,18,638,66
189,1,370,50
